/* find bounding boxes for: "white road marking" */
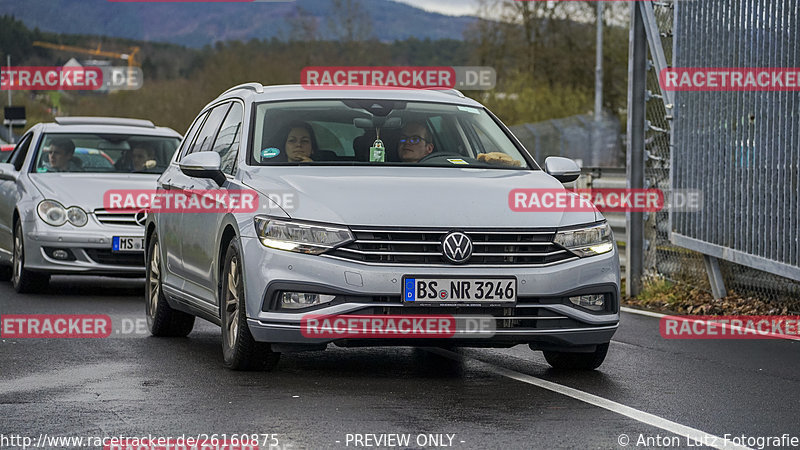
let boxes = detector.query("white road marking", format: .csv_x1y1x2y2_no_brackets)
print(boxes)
429,348,752,450
621,306,667,318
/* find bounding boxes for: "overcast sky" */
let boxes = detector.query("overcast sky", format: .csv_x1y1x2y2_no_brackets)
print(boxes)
392,0,483,17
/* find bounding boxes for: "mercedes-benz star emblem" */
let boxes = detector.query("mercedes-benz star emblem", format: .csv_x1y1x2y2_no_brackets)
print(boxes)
134,210,148,227
442,231,472,264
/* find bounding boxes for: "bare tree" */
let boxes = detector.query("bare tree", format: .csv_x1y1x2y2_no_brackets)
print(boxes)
469,0,599,84
327,0,373,43
287,6,319,42
465,0,508,73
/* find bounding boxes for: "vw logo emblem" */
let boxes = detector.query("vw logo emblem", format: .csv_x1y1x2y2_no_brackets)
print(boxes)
134,210,148,227
442,231,472,264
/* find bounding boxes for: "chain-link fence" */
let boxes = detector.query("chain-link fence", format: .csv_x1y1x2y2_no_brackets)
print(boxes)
0,124,13,144
637,0,800,310
510,113,623,168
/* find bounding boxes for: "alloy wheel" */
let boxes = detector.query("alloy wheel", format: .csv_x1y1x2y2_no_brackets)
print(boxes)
224,256,241,350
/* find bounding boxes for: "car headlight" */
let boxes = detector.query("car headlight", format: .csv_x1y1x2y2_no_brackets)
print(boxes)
554,222,614,257
66,206,88,227
37,201,88,227
37,200,67,226
254,217,354,255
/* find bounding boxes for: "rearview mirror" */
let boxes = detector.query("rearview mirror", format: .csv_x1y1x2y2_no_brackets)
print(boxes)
0,163,18,181
179,152,225,186
353,117,403,129
544,157,581,183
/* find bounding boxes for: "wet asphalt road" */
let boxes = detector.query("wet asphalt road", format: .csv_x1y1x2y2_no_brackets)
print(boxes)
1,276,799,450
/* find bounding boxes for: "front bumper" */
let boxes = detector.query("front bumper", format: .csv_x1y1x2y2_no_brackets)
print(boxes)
21,218,145,276
241,236,620,350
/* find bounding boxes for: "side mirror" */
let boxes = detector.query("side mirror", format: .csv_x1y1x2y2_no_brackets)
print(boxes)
0,163,18,182
544,157,581,183
179,152,225,186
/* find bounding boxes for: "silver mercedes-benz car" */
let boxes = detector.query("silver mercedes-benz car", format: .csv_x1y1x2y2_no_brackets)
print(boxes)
145,84,620,371
0,117,181,292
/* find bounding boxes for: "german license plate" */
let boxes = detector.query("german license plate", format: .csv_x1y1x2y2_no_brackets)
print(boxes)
112,236,144,253
403,276,516,305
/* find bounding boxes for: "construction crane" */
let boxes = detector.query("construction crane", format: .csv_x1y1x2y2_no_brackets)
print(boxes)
32,41,140,68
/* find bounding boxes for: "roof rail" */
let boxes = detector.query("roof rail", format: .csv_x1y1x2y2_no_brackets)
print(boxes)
440,89,465,98
53,117,156,128
221,82,264,96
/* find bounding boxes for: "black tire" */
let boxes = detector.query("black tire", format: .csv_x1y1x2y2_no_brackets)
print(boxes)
11,221,50,293
543,343,610,370
220,238,280,371
0,264,11,281
145,233,195,337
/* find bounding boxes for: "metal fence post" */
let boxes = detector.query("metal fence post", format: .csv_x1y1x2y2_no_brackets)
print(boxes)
626,3,647,297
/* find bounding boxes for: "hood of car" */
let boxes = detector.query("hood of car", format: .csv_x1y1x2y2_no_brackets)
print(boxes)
241,167,599,228
28,173,160,211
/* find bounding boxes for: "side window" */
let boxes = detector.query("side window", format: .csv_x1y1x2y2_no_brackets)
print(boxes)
177,111,209,160
212,102,243,175
187,103,230,156
9,133,33,171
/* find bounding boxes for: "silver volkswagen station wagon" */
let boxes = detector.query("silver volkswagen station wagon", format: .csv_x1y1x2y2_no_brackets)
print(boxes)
0,117,181,292
145,84,620,371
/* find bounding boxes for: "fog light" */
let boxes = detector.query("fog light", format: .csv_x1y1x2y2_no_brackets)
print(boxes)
52,249,70,260
280,292,336,310
569,294,605,311
44,247,76,261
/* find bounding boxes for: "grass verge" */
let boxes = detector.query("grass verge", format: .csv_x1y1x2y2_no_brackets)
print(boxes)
622,278,792,315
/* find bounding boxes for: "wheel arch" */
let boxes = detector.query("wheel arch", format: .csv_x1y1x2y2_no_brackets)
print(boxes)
217,221,240,313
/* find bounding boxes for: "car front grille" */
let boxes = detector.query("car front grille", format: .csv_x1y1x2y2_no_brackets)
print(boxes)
93,209,141,227
376,305,574,329
325,227,576,266
85,249,144,266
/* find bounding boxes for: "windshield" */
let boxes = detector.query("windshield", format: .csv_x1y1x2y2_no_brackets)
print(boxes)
33,133,180,174
250,100,535,169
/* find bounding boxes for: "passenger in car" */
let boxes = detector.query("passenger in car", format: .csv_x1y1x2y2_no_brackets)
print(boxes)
398,122,434,162
45,138,81,172
283,122,320,162
131,145,157,171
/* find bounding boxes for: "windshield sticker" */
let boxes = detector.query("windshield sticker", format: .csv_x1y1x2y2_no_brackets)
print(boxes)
457,106,480,114
447,158,469,165
261,147,280,159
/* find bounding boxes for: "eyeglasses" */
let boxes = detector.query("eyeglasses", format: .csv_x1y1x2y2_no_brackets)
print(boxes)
399,135,427,145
